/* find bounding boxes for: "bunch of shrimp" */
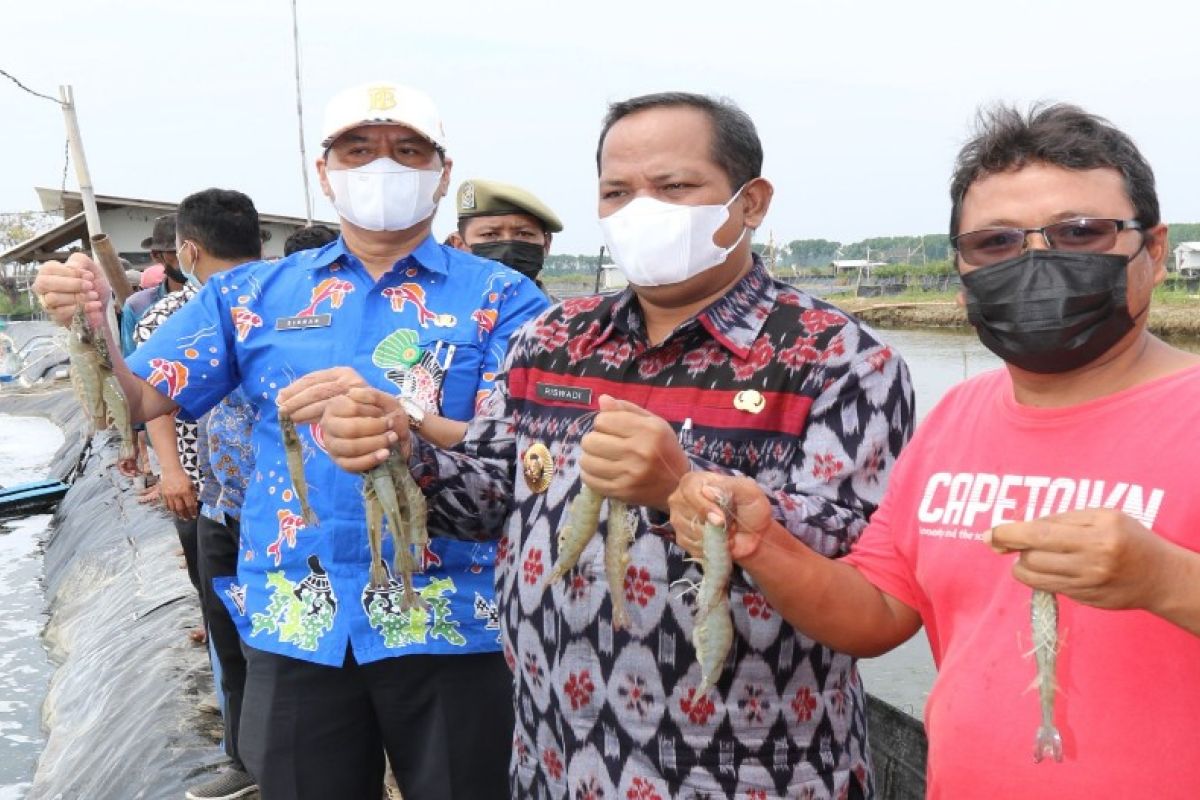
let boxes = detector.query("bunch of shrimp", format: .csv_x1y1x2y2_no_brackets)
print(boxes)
364,451,428,612
545,485,636,630
67,304,133,462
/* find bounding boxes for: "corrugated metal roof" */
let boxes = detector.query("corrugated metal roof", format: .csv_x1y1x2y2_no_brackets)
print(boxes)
0,213,88,263
32,187,337,228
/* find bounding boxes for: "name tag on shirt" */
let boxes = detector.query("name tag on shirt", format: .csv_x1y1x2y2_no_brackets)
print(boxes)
275,314,332,331
537,382,593,406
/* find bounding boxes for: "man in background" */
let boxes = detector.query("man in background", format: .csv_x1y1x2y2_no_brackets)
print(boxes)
160,188,265,800
121,214,186,356
447,178,561,294
283,224,338,256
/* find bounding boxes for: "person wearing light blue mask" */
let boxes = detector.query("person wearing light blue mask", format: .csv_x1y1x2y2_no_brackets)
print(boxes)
174,195,263,289
129,188,265,800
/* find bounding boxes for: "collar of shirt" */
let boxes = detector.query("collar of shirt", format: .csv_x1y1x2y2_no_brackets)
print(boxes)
303,234,450,278
593,254,776,359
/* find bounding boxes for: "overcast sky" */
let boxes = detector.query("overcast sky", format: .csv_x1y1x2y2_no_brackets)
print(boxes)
3,0,1198,253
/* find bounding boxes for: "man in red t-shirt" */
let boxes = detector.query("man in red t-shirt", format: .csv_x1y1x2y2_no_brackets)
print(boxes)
670,103,1200,798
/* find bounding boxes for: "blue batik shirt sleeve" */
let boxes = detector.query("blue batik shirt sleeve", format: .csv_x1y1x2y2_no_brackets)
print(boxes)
473,271,550,413
125,280,239,421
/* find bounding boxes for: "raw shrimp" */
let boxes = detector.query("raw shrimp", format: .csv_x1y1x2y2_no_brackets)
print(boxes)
279,410,318,526
1031,588,1063,763
67,306,107,433
692,504,734,695
366,463,422,611
605,500,634,630
546,484,604,586
363,480,388,589
387,451,428,555
102,374,135,462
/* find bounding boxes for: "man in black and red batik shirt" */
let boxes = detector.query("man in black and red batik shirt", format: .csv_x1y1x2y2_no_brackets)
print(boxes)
322,92,915,800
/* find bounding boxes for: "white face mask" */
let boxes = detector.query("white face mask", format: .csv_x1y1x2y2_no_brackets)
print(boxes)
598,187,748,287
326,158,443,232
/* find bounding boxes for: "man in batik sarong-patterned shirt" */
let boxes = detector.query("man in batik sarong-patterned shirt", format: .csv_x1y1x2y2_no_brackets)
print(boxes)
323,92,915,799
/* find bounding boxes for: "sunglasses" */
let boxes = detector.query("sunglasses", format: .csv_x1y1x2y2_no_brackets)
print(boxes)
952,218,1144,268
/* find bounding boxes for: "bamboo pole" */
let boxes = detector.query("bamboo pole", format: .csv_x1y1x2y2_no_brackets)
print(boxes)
59,85,130,304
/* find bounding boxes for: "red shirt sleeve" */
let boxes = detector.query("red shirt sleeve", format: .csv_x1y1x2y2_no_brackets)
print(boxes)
842,454,927,615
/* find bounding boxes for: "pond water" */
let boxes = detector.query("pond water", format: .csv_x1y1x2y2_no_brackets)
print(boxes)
0,415,63,799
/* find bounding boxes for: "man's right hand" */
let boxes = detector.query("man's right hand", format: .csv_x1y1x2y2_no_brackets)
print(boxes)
669,472,776,563
33,253,111,328
321,388,409,473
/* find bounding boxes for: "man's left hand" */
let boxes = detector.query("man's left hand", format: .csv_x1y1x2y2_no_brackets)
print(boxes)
988,509,1171,611
579,394,689,511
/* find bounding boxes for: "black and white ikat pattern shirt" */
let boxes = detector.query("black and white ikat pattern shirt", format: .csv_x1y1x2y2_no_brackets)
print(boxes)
133,284,202,487
413,259,915,799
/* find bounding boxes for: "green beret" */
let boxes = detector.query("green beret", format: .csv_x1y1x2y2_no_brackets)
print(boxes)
456,179,563,233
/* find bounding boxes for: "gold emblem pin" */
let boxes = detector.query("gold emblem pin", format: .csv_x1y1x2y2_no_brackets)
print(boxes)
522,443,554,493
367,86,397,111
733,389,766,414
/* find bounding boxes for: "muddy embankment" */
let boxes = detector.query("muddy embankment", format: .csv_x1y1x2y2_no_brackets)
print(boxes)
837,298,1200,342
2,388,223,799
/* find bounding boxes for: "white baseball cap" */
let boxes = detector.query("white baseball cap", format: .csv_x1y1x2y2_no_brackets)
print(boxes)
320,82,447,150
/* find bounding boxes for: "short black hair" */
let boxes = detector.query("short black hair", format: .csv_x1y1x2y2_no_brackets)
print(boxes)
949,103,1160,237
284,224,339,255
595,92,762,190
176,188,262,261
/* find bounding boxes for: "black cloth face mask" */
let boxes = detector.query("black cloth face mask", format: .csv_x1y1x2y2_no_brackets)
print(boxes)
961,249,1140,374
162,263,188,286
471,240,545,280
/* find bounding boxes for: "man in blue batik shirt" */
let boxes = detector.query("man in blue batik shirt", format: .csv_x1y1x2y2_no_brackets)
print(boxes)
33,82,548,800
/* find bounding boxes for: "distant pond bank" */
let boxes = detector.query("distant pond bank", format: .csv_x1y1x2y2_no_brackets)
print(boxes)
836,296,1200,346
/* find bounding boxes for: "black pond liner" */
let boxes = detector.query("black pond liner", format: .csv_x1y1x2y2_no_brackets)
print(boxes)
0,389,225,799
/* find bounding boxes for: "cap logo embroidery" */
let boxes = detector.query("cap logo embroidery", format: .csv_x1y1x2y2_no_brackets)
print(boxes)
367,86,397,111
461,182,476,211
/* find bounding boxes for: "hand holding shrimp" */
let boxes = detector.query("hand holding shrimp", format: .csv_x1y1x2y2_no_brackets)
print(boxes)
668,472,775,562
579,394,690,511
987,508,1181,613
320,388,411,473
32,252,110,327
670,470,922,659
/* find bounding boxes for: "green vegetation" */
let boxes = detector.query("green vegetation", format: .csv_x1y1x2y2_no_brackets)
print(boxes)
868,260,954,279
1153,283,1200,306
0,293,36,317
540,223,1199,276
1169,223,1200,248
